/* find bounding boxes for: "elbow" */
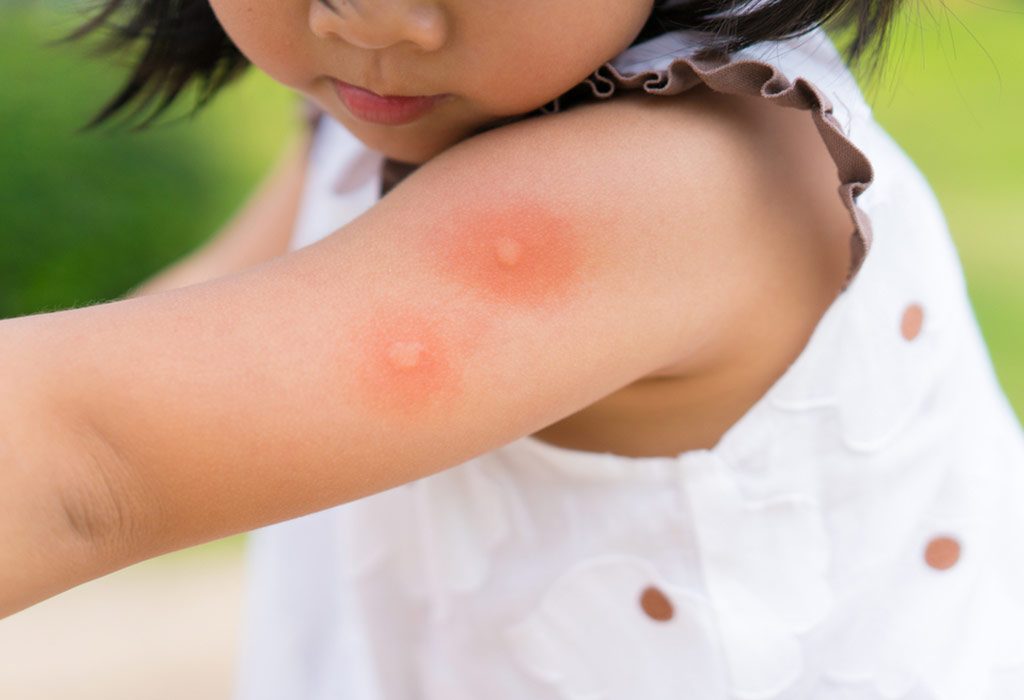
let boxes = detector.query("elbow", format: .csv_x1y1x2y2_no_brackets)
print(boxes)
0,398,151,617
0,319,152,615
55,417,150,564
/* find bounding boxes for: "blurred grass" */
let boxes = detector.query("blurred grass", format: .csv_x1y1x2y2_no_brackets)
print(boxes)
0,3,301,317
857,0,1024,419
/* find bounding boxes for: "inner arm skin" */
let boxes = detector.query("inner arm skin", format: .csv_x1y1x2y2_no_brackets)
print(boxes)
0,188,622,603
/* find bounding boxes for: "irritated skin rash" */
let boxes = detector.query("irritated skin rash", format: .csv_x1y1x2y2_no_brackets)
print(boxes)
429,201,586,309
354,306,469,418
355,200,588,417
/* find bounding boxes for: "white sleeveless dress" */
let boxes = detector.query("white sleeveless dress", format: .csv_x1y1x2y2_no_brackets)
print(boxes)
232,27,1024,700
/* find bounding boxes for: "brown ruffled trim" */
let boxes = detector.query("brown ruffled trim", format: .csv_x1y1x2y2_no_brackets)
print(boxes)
576,53,875,291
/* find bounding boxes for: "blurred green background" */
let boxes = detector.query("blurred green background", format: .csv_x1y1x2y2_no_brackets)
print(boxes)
1,2,1022,414
0,2,301,317
3,2,1017,695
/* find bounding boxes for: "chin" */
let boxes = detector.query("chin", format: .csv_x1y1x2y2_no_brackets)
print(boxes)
345,121,461,165
376,138,447,165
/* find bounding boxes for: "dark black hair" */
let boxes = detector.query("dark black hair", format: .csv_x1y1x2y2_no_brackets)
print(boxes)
65,0,903,129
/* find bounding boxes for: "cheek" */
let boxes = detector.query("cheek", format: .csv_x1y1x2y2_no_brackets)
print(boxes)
457,0,653,113
207,0,312,89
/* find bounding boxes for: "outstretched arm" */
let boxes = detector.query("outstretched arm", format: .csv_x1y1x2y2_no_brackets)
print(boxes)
1,90,841,618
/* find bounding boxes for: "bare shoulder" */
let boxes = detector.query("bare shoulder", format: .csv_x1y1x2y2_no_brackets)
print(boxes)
485,88,860,455
452,85,855,375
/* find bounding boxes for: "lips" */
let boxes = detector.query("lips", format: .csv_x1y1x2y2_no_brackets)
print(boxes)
332,79,451,125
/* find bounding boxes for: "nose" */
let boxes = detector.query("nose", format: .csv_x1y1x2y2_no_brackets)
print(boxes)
309,0,448,52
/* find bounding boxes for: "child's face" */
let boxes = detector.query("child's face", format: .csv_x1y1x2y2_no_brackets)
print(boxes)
209,0,655,163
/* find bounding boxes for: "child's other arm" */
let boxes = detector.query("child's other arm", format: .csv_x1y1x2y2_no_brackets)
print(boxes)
125,132,312,297
0,91,846,616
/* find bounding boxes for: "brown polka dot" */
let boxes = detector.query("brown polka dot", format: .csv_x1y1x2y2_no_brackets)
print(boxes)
639,585,674,621
924,536,961,570
901,303,924,341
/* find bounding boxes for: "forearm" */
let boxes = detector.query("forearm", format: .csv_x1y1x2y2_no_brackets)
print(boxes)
0,314,126,618
1,277,330,571
0,136,316,608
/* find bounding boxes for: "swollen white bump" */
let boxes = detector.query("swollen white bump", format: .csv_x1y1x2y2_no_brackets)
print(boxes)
494,236,523,267
387,340,425,369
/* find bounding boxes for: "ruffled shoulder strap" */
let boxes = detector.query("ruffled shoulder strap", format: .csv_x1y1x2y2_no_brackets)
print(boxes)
565,28,875,291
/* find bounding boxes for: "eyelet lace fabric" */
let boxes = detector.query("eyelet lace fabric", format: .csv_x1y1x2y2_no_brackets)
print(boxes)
232,26,1024,700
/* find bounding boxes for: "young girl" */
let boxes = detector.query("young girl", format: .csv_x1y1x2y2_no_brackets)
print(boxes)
5,0,1023,697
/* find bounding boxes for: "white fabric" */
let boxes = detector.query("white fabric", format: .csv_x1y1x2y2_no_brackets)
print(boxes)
233,28,1024,700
